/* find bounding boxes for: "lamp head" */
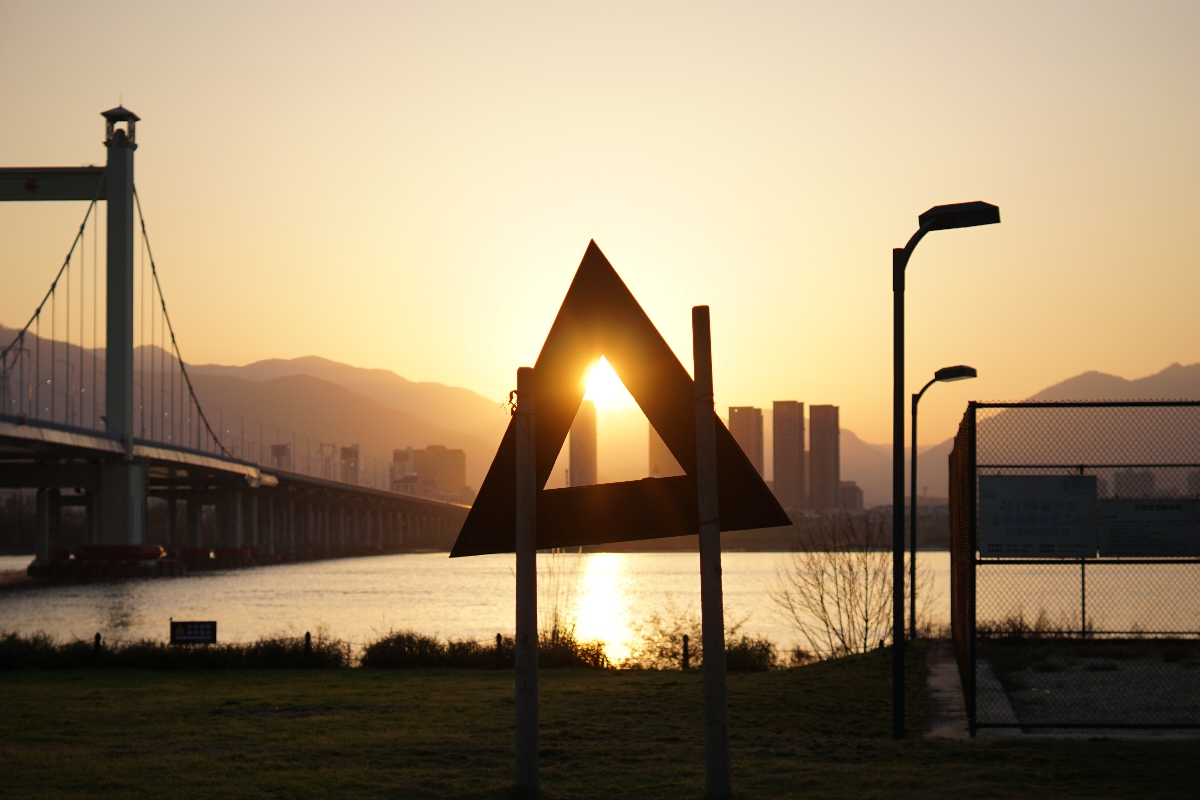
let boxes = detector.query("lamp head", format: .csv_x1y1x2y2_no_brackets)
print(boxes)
934,365,977,382
918,201,999,231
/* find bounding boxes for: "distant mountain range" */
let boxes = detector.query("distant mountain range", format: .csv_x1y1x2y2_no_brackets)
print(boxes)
884,362,1200,509
184,372,498,491
187,356,509,444
6,323,1199,505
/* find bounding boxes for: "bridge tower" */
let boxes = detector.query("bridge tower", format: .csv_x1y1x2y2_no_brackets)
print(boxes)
0,108,145,545
96,107,145,545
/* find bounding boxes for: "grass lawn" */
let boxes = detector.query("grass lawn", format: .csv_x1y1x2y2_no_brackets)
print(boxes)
1,642,1196,798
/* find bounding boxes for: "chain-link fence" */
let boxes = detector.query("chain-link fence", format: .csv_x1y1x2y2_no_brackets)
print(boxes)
949,402,1200,733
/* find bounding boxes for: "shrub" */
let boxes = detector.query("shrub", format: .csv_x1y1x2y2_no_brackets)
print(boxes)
361,629,610,669
361,631,506,669
0,630,350,670
724,635,778,672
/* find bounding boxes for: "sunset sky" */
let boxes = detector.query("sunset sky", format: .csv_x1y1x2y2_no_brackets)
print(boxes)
2,1,1198,448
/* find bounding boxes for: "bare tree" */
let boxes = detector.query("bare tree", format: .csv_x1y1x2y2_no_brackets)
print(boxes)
770,511,936,660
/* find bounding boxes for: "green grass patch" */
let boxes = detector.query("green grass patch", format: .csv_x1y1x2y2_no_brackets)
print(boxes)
1,641,1195,798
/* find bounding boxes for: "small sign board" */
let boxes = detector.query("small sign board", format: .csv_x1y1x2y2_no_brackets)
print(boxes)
1098,499,1200,557
170,620,217,644
978,475,1097,558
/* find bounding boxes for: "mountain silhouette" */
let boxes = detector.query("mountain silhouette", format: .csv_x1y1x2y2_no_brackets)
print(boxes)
187,356,509,444
186,372,494,491
901,362,1200,508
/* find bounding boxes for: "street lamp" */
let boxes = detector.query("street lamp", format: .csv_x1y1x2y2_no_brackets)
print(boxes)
910,365,977,641
892,201,998,740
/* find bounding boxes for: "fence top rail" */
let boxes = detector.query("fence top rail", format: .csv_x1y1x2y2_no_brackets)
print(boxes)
977,463,1200,469
977,557,1200,565
972,400,1200,409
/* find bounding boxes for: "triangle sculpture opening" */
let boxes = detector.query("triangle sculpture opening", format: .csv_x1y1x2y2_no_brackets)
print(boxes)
450,241,790,557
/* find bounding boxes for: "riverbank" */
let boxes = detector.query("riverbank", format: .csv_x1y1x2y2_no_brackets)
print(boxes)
2,643,1194,798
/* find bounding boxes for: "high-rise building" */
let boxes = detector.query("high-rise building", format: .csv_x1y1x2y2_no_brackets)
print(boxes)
270,443,292,471
772,401,805,511
728,406,764,476
421,445,467,497
809,405,840,510
391,445,467,499
569,400,598,486
648,424,684,478
340,444,360,485
838,480,864,512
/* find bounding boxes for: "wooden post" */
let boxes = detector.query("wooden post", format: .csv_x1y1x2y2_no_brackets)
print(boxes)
693,306,731,797
514,366,539,790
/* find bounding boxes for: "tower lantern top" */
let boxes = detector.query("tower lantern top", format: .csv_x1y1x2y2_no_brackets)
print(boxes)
101,106,140,145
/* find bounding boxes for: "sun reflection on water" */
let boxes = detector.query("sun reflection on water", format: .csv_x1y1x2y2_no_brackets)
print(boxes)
570,553,636,663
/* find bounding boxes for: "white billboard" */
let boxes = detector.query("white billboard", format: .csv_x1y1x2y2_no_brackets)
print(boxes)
978,475,1097,558
1097,499,1200,557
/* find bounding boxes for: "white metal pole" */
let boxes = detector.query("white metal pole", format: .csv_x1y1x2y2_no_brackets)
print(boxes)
693,306,731,796
514,366,539,790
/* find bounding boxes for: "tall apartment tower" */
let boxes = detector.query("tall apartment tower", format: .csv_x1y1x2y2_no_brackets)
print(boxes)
808,405,840,510
728,406,764,476
772,401,805,512
648,424,684,478
569,400,598,486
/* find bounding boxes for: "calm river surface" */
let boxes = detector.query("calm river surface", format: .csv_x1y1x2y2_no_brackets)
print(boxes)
0,552,952,662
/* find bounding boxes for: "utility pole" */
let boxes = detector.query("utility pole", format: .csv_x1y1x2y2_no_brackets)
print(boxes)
514,366,538,790
693,306,731,797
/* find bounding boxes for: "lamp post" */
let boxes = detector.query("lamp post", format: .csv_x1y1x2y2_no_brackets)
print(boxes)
910,365,977,641
892,201,998,740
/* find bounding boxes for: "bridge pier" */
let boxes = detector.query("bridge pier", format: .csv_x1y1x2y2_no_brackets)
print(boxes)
165,494,178,551
34,488,61,563
84,491,95,545
287,495,296,559
96,462,145,545
306,497,315,559
233,490,245,548
266,495,276,556
325,501,333,557
248,493,259,549
186,496,202,550
338,504,346,556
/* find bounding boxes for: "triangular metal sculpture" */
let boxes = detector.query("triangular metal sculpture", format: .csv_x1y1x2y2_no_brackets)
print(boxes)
451,241,789,557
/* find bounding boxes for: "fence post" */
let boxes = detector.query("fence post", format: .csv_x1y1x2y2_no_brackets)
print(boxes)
682,633,690,671
1081,560,1087,638
967,401,978,737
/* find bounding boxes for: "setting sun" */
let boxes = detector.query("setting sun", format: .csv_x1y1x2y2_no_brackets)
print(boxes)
582,356,637,411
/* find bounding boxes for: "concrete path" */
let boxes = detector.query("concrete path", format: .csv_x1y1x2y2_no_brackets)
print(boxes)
924,639,970,739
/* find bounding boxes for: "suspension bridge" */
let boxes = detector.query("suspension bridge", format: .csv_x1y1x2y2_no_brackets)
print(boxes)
0,107,468,575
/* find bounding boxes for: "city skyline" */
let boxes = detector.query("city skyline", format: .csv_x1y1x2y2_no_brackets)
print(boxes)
2,3,1199,452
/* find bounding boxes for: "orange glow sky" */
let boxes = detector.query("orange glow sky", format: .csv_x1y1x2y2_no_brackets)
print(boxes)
2,2,1198,447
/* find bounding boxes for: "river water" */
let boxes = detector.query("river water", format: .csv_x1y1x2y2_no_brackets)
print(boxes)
0,552,952,662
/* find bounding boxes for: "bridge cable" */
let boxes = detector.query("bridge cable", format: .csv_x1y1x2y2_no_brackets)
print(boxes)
132,186,235,459
0,171,106,423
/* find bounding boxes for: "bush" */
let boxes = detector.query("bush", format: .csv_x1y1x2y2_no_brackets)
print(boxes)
0,630,350,670
539,629,609,669
361,631,507,669
361,629,610,669
724,635,778,672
